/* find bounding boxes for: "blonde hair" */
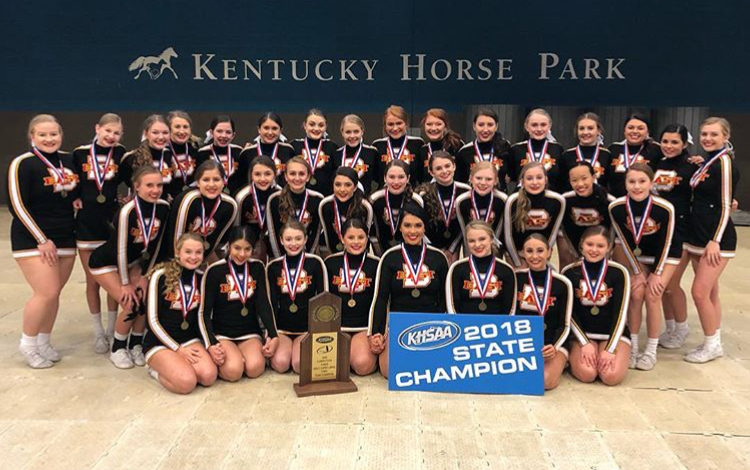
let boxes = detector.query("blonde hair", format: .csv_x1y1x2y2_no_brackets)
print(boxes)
465,220,500,257
513,162,547,232
98,113,122,127
28,114,62,139
340,114,365,134
149,233,205,293
278,157,311,223
383,105,409,134
132,115,169,169
469,161,498,182
700,116,731,138
525,108,552,128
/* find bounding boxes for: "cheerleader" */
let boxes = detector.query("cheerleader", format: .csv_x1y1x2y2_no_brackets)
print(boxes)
324,219,380,375
318,167,374,255
89,166,170,369
609,163,676,370
9,115,79,368
165,110,200,199
238,112,296,180
507,109,564,191
266,221,328,373
372,105,425,187
559,113,613,192
447,221,517,315
455,109,511,189
200,227,278,381
234,156,280,262
143,233,217,394
559,161,615,268
291,109,339,196
197,116,243,194
335,114,378,194
72,113,126,353
119,115,173,193
562,227,631,386
515,234,572,390
683,117,739,363
163,160,238,263
369,203,449,377
369,160,424,254
653,125,695,349
455,161,508,253
416,151,471,263
504,162,565,268
418,108,464,172
266,157,324,258
608,114,661,198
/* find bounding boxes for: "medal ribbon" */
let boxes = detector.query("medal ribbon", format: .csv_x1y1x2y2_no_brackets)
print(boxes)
178,272,198,322
690,147,728,188
343,253,365,297
169,142,191,185
283,253,306,303
581,259,608,305
401,243,427,288
134,196,157,252
527,267,553,316
332,198,345,242
384,192,405,236
470,255,496,300
343,143,362,170
387,137,408,163
250,183,267,230
294,190,310,222
626,195,653,246
623,144,643,169
474,140,494,163
89,139,113,193
527,139,549,164
304,138,324,177
200,197,222,238
211,145,233,183
31,146,66,188
471,190,494,222
257,141,279,163
575,144,600,168
436,183,457,229
228,260,249,304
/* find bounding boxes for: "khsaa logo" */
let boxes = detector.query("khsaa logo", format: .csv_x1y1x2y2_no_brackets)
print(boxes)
398,321,461,351
129,47,179,80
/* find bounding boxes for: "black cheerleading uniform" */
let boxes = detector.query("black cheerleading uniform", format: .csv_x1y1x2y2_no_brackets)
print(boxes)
266,253,328,335
235,183,280,250
325,252,379,332
558,145,613,193
369,189,425,253
291,137,339,196
607,140,661,198
561,188,615,256
88,196,170,285
318,195,374,254
446,254,517,315
507,139,564,191
165,141,199,199
143,268,206,361
162,189,238,259
455,189,508,254
653,151,695,260
238,140,297,184
684,149,739,257
504,190,566,267
72,142,126,249
196,143,244,194
372,135,425,188
609,195,675,275
417,181,471,253
514,267,573,353
562,259,630,354
8,149,79,257
455,140,511,190
199,258,277,346
419,138,465,180
369,243,449,335
334,143,378,195
266,188,324,258
120,146,175,192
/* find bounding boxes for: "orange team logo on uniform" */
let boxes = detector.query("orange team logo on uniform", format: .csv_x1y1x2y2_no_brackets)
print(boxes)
526,209,551,229
83,158,118,180
276,271,313,293
572,207,603,226
220,275,257,300
463,275,503,298
354,162,370,174
274,159,286,174
517,284,557,312
381,149,414,164
592,163,606,178
303,150,330,168
521,155,556,170
625,216,660,235
612,154,646,172
43,168,79,189
396,265,435,288
172,157,195,178
332,271,373,293
189,217,218,236
575,281,614,307
165,289,201,309
653,171,682,192
130,219,162,243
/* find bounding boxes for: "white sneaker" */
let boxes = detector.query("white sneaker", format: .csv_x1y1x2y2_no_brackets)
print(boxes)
147,366,159,381
130,345,146,367
94,333,109,354
685,344,723,364
20,346,54,369
109,348,134,369
660,330,689,350
658,329,674,347
37,342,61,362
629,350,638,369
636,352,657,371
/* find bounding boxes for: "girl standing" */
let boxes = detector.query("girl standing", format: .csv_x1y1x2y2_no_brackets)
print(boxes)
291,109,339,196
455,109,510,189
335,114,378,195
239,112,296,181
234,156,280,262
508,109,564,191
165,110,200,199
559,113,613,193
197,116,243,194
318,167,373,255
419,108,464,173
608,114,661,198
372,105,425,187
369,160,424,254
120,115,173,193
455,162,508,254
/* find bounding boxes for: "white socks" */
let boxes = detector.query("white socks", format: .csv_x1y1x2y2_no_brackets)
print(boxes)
91,312,106,336
106,310,117,337
20,333,37,349
665,319,676,333
705,330,721,349
645,338,659,356
37,333,51,346
675,320,689,334
631,333,640,355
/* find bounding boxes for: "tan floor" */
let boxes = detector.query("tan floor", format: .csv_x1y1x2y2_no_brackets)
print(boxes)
1,212,749,470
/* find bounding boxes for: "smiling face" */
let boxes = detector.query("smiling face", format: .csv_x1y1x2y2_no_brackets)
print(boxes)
569,165,594,197
400,213,425,245
473,115,497,143
95,122,123,147
624,119,648,145
343,226,368,255
577,118,600,146
333,175,356,201
229,238,253,265
281,228,306,255
145,122,170,150
700,123,728,152
430,156,455,186
251,163,275,191
285,161,309,193
30,121,63,153
258,118,281,144
134,173,164,203
169,117,191,145
525,113,551,140
522,237,550,270
660,132,687,158
211,122,235,147
423,115,446,142
581,234,609,263
470,167,497,196
466,227,493,257
341,121,363,147
385,165,408,194
385,114,406,139
304,114,327,140
521,166,547,195
625,169,652,201
177,239,205,270
197,168,224,198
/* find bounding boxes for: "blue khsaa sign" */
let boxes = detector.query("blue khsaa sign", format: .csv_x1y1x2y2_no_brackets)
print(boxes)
388,313,544,396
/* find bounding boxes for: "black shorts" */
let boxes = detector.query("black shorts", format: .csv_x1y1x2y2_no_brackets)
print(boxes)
75,205,116,249
11,219,76,259
685,208,737,258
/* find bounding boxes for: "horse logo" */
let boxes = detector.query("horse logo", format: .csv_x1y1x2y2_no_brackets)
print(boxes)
128,47,178,80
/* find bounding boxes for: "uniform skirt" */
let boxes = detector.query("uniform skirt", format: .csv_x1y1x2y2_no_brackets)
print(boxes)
75,203,117,249
685,207,737,257
11,219,76,258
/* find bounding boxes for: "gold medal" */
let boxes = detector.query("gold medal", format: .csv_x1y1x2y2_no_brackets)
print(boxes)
591,306,600,315
443,230,451,239
141,251,150,261
348,298,357,308
479,301,487,312
97,194,106,203
310,177,317,186
203,241,211,251
182,185,189,191
634,247,642,257
241,307,249,316
411,289,420,298
181,321,189,330
289,303,298,313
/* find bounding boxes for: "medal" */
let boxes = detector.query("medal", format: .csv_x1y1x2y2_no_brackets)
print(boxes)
527,267,553,317
228,259,251,312
474,140,494,163
31,146,69,196
60,190,68,198
479,302,487,312
89,139,113,201
575,144,601,171
402,243,427,298
387,137,408,163
182,185,189,191
310,177,317,186
348,299,357,308
443,231,452,239
690,147,729,188
436,182,457,238
181,321,189,330
200,196,222,240
626,195,653,259
283,253,306,311
211,145,234,184
342,143,363,170
204,241,211,250
178,271,198,332
384,192,405,237
134,196,157,259
336,243,344,251
471,190,494,223
623,144,644,170
470,254,496,311
527,139,549,164
153,148,169,180
250,183,268,230
241,307,249,316
294,190,310,223
141,252,150,261
170,142,192,188
342,252,365,304
581,259,608,311
304,137,324,183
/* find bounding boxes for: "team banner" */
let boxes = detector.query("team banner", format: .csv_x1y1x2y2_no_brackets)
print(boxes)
388,313,544,396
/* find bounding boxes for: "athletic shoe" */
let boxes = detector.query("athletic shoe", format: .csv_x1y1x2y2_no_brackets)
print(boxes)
147,366,159,381
629,350,638,369
636,352,657,371
94,333,109,354
130,345,146,367
20,347,54,369
37,342,61,362
684,344,723,364
658,329,674,347
660,330,689,350
109,349,134,369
